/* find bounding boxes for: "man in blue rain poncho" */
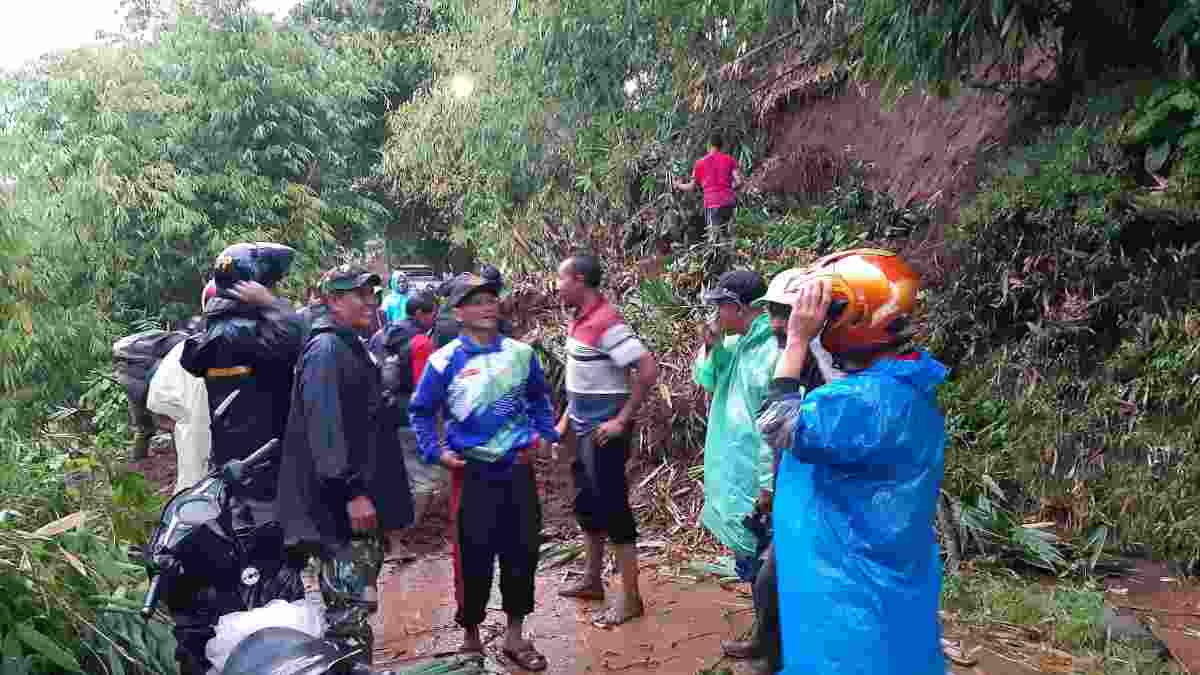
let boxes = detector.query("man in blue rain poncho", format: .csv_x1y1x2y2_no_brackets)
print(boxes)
755,249,948,675
382,271,410,325
692,270,780,665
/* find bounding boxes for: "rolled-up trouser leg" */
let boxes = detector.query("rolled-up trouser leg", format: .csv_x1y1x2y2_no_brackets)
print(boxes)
753,543,781,672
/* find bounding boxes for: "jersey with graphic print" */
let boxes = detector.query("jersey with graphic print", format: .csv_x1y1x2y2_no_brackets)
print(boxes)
408,334,559,468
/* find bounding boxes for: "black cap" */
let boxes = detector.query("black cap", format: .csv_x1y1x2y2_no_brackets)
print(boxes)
444,272,501,307
478,263,503,286
320,264,381,294
701,270,767,306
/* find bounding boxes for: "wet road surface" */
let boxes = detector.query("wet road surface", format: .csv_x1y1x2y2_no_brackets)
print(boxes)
373,554,759,674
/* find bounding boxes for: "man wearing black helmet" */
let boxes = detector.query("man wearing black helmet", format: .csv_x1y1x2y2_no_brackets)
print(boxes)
181,243,305,482
174,242,305,675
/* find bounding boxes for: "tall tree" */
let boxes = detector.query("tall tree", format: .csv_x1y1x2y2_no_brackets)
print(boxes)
0,0,437,415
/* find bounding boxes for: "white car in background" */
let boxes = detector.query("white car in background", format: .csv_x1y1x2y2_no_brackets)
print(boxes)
393,264,441,295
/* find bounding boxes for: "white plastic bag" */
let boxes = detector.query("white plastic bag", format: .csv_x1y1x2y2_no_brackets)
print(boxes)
204,598,325,674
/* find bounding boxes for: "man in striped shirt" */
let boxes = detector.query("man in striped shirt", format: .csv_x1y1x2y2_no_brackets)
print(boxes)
554,253,659,626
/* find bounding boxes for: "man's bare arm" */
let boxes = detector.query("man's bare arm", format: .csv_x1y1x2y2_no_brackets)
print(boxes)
595,352,658,445
619,352,658,425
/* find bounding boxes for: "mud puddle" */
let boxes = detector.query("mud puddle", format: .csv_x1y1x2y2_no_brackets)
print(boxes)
373,554,759,674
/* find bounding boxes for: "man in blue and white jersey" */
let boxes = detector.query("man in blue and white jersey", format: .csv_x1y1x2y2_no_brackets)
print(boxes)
409,272,559,672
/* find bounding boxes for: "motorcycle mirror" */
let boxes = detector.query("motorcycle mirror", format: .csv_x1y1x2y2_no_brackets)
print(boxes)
212,389,241,423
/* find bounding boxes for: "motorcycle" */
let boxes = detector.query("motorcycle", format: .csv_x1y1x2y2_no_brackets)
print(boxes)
140,433,374,674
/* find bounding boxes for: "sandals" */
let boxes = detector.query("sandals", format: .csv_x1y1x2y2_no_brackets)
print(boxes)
502,644,548,671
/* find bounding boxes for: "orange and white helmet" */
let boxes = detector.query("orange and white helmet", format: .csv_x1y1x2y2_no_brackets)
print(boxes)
765,249,920,355
810,248,920,355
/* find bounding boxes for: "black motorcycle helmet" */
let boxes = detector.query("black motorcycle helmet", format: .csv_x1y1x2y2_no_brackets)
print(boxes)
212,242,296,292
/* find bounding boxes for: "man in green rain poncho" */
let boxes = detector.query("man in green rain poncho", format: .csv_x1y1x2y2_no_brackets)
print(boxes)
692,270,779,670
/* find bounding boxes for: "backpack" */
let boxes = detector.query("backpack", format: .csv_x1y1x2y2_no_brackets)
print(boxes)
112,330,189,408
379,322,424,398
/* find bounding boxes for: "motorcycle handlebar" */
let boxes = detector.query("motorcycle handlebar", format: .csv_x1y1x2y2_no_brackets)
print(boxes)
221,438,281,485
141,574,163,620
241,438,280,469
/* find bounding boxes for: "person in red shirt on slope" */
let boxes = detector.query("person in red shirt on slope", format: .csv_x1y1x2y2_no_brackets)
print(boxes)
675,132,744,241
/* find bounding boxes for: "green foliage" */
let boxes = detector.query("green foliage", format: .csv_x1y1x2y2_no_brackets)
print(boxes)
961,123,1128,233
856,0,1045,94
932,113,1141,369
90,591,179,675
1156,0,1200,53
10,624,81,673
745,182,916,253
941,571,1107,652
959,495,1067,572
0,4,443,673
934,93,1200,569
849,0,1181,95
79,370,134,448
0,0,438,426
382,0,795,273
1121,79,1200,204
0,516,171,675
940,569,1176,673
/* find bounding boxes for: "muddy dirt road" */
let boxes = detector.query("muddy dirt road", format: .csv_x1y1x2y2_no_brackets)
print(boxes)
373,554,759,674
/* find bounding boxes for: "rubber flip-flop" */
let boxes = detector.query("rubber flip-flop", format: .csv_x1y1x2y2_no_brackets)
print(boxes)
502,645,548,671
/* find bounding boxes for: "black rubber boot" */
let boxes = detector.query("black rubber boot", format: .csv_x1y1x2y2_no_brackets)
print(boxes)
756,545,782,672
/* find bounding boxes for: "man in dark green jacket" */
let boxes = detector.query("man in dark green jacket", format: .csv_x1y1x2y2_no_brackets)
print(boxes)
276,264,412,666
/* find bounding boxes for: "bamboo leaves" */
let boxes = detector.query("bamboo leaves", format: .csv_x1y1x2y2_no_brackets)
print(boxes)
11,625,81,674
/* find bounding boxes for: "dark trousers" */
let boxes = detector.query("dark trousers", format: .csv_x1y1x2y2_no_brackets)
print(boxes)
174,612,215,675
752,544,782,672
573,430,638,545
452,460,542,627
705,203,736,240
